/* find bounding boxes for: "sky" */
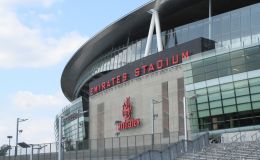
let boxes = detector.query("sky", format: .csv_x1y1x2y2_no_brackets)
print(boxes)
0,0,151,146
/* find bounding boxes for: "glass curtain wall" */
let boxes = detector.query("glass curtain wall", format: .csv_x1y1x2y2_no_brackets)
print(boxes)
183,45,260,132
78,3,260,89
54,97,87,150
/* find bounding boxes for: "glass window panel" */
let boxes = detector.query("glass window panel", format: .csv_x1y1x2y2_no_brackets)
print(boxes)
234,80,248,88
211,108,223,116
193,74,205,83
114,54,118,69
221,83,234,91
223,98,236,106
210,100,222,108
209,93,221,101
181,27,189,43
247,61,260,71
237,103,251,112
249,77,260,86
197,103,209,111
151,35,157,54
189,23,199,40
122,49,127,65
232,64,246,74
192,67,204,75
222,13,231,35
127,46,132,63
212,16,221,42
241,7,251,45
252,101,260,110
206,71,218,80
195,88,207,95
224,105,237,114
131,43,137,61
245,46,260,56
245,51,260,63
218,68,232,77
205,64,218,73
117,51,123,68
184,70,192,77
251,94,260,102
198,110,210,118
208,85,220,94
136,41,142,60
250,86,260,94
204,57,217,65
218,61,231,69
141,38,147,58
217,53,230,62
197,95,208,103
235,88,250,96
184,77,193,85
192,61,204,68
251,3,260,26
236,95,250,104
230,50,244,59
231,57,245,66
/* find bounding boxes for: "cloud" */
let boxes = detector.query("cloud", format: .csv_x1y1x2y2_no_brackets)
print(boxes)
38,13,55,21
0,0,87,69
12,91,69,109
0,0,55,8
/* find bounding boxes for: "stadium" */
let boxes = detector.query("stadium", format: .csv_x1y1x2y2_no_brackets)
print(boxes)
55,0,260,159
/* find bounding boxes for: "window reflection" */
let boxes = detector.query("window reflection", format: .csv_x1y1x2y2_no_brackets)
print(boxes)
81,3,260,83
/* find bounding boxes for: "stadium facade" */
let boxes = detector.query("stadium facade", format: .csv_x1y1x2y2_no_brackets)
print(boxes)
55,0,260,145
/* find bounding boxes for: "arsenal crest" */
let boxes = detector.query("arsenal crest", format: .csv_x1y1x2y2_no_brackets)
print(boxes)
122,97,132,120
117,97,141,131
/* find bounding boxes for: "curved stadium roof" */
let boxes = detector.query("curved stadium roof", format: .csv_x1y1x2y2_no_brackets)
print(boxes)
61,0,259,101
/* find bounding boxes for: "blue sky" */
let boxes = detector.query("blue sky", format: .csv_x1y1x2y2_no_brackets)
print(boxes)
0,0,150,145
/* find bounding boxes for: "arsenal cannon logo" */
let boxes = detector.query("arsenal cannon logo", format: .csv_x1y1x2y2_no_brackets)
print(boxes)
117,97,141,131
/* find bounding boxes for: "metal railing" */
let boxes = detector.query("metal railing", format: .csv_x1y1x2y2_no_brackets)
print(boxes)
0,131,207,160
129,132,209,160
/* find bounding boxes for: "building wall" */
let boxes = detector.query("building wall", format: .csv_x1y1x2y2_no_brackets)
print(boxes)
89,65,185,139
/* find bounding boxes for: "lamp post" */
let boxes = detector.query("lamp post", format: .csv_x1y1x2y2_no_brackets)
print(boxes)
183,96,188,152
7,136,12,158
183,94,198,152
150,99,161,148
15,118,28,156
77,110,88,141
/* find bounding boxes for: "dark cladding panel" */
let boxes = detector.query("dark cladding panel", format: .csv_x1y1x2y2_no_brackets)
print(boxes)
89,38,215,96
162,82,170,138
178,78,185,135
97,103,104,139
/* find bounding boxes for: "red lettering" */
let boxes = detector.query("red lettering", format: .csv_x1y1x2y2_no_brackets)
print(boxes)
106,80,111,88
101,82,106,90
135,68,141,77
172,54,179,64
116,75,121,84
112,77,116,85
142,65,148,74
90,88,94,95
182,51,189,60
94,86,99,94
165,58,169,67
122,73,128,82
156,59,163,69
148,64,155,72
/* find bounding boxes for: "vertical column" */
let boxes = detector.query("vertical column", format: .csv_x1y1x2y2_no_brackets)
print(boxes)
144,9,163,57
154,10,163,52
144,13,155,57
162,82,169,138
